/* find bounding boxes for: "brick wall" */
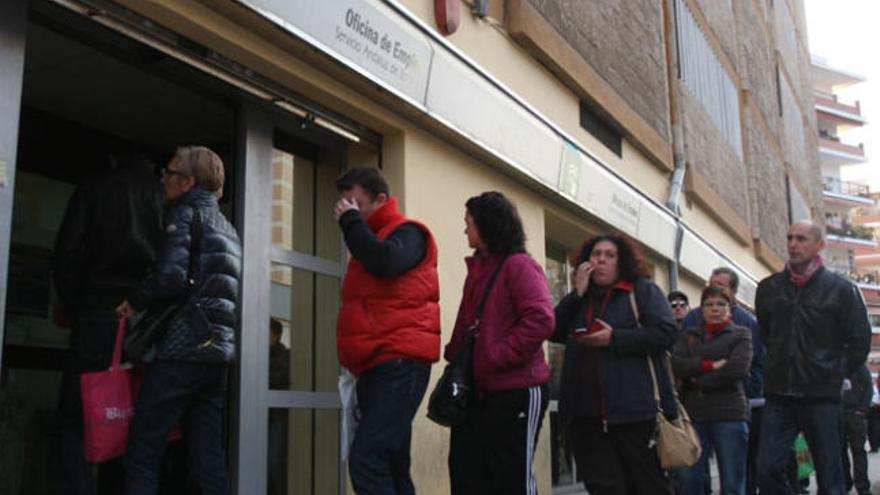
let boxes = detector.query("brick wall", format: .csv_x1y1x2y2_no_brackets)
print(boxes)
679,87,750,221
734,0,782,145
744,106,788,257
526,0,670,142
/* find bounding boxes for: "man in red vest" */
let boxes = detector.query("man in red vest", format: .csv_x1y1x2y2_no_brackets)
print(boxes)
333,167,440,494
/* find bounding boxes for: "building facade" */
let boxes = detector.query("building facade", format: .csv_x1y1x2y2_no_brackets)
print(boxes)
0,0,822,493
809,57,880,374
811,56,875,279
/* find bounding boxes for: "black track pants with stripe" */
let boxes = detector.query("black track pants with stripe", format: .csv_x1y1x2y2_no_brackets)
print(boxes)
449,385,549,495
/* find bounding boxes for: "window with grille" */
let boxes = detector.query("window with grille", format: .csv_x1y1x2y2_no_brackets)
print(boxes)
675,0,742,158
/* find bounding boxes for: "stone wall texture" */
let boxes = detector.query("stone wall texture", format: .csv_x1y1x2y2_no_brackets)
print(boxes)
526,0,671,142
680,87,750,222
744,106,788,255
734,0,782,145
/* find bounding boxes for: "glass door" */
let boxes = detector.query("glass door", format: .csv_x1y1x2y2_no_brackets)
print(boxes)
235,103,349,495
266,137,344,495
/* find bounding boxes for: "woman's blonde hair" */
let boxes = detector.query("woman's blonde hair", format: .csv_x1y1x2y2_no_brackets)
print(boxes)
174,146,225,198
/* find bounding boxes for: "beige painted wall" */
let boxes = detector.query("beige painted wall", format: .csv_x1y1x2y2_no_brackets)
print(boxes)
396,1,775,282
681,202,773,280
397,1,671,199
394,124,554,494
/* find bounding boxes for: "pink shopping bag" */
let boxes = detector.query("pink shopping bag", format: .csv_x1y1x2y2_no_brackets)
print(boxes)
81,317,136,463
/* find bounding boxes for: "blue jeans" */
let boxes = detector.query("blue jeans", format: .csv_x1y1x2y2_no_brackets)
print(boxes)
757,397,844,495
124,361,229,495
680,420,749,495
349,359,429,495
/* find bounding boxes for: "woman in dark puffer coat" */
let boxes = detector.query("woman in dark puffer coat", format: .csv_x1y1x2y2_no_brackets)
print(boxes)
117,146,241,495
672,285,752,495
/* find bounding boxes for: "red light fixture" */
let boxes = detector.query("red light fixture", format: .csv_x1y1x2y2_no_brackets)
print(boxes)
435,0,460,36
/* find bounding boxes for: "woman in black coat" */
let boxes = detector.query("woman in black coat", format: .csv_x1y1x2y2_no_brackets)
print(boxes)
552,233,678,495
672,286,752,495
117,146,241,495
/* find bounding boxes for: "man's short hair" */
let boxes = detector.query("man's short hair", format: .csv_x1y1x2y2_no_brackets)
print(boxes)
667,290,689,305
710,267,740,291
174,146,225,196
270,318,283,335
796,220,824,241
335,166,389,200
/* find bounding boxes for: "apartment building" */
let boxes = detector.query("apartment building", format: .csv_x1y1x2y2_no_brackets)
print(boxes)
809,57,880,374
0,0,822,493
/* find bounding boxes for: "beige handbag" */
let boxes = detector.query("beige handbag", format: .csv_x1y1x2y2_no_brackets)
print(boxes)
629,292,702,470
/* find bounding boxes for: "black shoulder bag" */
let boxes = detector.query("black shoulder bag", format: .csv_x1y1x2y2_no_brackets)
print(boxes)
124,210,202,363
427,257,507,427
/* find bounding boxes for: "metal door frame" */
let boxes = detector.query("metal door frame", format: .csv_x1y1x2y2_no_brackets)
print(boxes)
0,0,28,373
233,100,348,494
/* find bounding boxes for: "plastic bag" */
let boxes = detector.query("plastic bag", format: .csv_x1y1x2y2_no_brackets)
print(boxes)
338,368,359,461
81,318,136,462
795,433,815,480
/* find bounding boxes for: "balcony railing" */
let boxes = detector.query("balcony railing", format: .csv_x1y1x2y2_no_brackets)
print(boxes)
823,176,871,198
815,94,862,118
826,223,876,241
819,136,866,159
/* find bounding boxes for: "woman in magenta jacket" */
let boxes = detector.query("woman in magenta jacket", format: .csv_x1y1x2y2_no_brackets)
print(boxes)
444,191,555,495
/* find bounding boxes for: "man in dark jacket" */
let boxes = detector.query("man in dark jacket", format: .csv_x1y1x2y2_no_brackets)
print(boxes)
53,153,163,495
841,365,872,495
755,221,871,495
118,146,241,495
333,166,440,495
668,290,690,330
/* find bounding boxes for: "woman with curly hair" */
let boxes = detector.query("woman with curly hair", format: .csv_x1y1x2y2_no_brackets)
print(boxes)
444,191,554,494
552,233,678,494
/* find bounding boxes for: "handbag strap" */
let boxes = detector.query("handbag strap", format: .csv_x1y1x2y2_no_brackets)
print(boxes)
629,290,693,425
470,256,508,335
628,290,664,411
111,317,127,369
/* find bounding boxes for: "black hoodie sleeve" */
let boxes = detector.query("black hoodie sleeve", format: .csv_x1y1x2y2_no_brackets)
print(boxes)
338,210,426,278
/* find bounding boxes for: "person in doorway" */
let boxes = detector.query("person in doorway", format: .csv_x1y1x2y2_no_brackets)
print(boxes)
672,286,752,495
682,267,766,495
53,152,164,495
755,221,871,495
444,191,554,494
117,146,241,495
841,365,872,495
668,290,690,331
268,318,290,495
552,232,678,495
333,166,440,494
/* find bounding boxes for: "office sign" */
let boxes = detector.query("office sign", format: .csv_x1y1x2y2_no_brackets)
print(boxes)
239,0,433,104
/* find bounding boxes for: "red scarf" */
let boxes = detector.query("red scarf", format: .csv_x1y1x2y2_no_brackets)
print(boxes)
787,254,823,288
585,280,634,327
704,317,732,337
